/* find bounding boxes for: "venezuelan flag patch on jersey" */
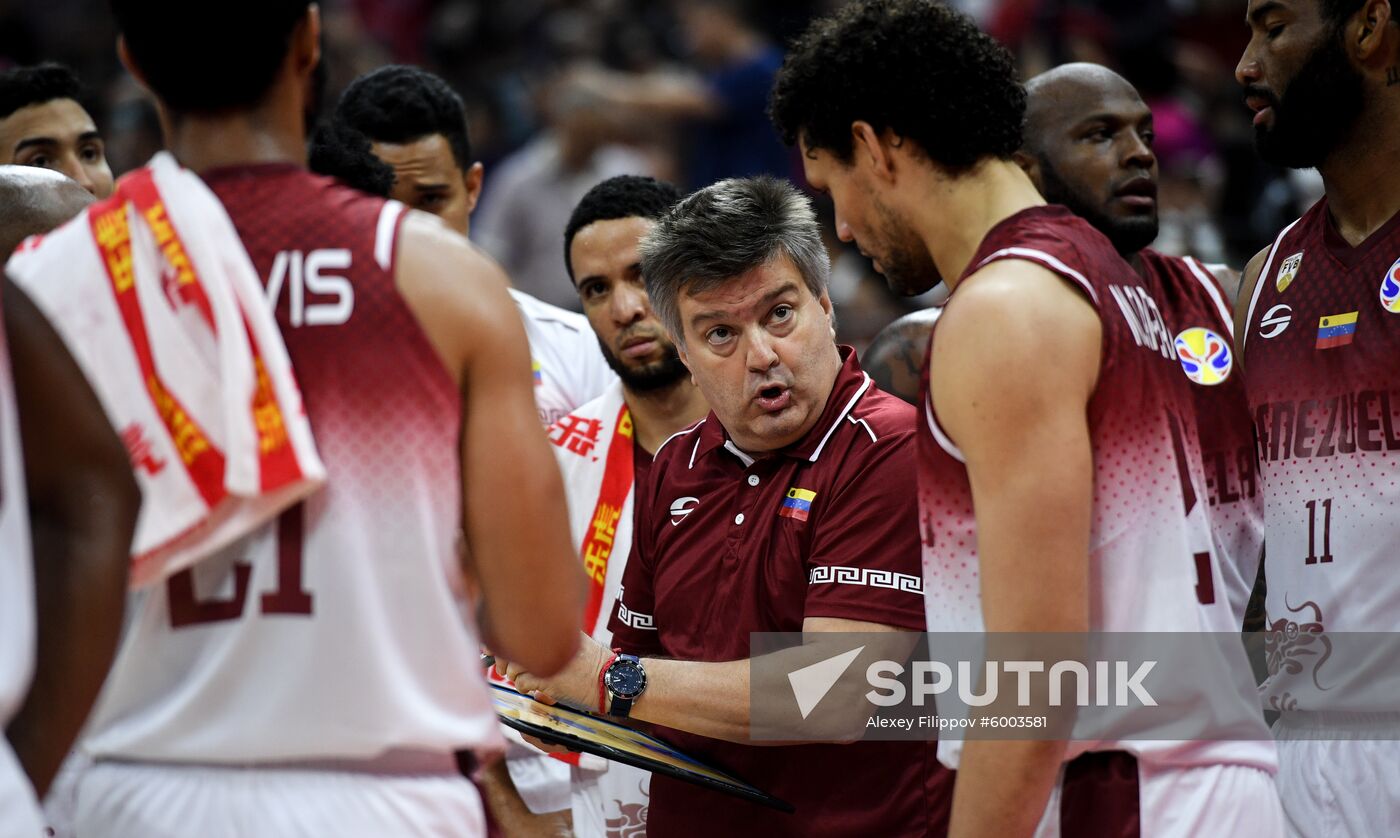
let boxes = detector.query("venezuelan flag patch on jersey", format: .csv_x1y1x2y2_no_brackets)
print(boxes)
779,487,817,522
532,359,543,385
1315,311,1359,350
1173,327,1232,385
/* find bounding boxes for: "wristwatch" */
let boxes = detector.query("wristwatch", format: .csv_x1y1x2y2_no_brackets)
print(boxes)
603,653,648,717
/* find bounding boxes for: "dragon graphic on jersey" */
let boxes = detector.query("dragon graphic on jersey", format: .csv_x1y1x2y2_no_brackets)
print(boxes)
1173,327,1232,386
1265,596,1333,712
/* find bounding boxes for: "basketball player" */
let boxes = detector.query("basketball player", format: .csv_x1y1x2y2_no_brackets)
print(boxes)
866,63,1263,627
28,3,585,835
0,64,114,198
0,166,137,836
772,2,1280,836
1236,0,1400,833
310,65,615,427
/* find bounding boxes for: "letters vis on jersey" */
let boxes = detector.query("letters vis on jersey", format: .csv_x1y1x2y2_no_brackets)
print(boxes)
264,249,355,327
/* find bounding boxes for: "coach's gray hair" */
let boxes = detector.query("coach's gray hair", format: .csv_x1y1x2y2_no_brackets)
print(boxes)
640,176,831,339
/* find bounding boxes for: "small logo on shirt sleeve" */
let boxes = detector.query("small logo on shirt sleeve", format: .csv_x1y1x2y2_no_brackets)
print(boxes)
779,487,817,522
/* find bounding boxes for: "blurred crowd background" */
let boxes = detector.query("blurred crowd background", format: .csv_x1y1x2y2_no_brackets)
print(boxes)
0,0,1323,349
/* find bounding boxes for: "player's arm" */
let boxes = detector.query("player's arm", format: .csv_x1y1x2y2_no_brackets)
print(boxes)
396,212,585,676
863,310,937,406
2,276,138,798
504,616,906,744
930,261,1100,838
1232,245,1272,352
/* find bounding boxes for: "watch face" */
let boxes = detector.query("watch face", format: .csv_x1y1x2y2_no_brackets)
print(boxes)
606,659,647,699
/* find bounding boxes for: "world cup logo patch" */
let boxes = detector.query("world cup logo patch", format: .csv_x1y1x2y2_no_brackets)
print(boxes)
1380,257,1400,314
1174,327,1232,386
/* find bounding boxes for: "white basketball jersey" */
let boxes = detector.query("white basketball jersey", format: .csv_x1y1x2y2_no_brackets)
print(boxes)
512,290,616,427
82,168,501,763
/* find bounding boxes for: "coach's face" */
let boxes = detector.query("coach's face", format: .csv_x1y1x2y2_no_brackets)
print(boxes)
800,137,941,297
676,253,842,453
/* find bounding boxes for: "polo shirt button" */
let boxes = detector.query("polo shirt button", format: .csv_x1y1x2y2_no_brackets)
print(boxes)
747,475,760,487
734,513,745,525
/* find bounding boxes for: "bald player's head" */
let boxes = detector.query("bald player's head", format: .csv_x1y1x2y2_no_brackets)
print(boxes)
1015,63,1158,257
0,165,94,257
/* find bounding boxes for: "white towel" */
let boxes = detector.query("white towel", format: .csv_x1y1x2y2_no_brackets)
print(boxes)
6,152,325,588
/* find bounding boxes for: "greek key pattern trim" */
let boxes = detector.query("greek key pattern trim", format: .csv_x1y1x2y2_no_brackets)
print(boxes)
809,565,924,594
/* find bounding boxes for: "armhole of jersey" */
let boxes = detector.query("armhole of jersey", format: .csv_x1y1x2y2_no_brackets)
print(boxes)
1183,256,1235,333
920,308,966,463
965,246,1112,430
1242,216,1302,353
374,200,407,274
973,246,1101,309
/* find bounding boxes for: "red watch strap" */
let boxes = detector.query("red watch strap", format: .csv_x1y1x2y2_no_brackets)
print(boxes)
598,649,620,714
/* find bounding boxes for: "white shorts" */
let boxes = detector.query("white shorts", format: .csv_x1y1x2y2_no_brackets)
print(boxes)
0,738,43,837
1036,753,1284,838
75,758,487,838
1273,712,1400,838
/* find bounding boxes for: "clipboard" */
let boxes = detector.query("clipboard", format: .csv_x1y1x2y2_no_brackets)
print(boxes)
490,684,794,813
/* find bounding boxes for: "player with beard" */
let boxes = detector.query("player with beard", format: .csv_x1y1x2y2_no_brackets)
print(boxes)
513,174,707,838
1236,1,1400,834
867,63,1264,628
773,3,1279,835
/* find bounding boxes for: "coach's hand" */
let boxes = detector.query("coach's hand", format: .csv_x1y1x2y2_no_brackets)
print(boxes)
496,633,611,713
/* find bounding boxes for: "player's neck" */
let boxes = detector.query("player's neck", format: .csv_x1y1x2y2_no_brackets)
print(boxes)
624,378,709,455
1318,116,1400,246
163,94,307,175
919,159,1046,294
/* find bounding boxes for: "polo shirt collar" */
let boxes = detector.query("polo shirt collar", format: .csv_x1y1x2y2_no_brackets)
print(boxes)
693,345,872,466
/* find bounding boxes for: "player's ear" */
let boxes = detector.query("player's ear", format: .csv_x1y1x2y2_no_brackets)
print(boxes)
850,121,896,183
462,162,485,216
116,36,148,91
293,4,323,76
1354,0,1393,62
1012,150,1044,192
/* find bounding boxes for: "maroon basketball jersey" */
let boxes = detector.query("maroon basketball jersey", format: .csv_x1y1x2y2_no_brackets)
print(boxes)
1140,249,1263,626
86,165,501,763
918,206,1274,771
1241,199,1400,712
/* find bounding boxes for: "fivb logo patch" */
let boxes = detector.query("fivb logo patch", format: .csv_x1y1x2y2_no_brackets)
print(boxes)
1381,257,1400,314
1276,252,1303,293
1173,327,1232,386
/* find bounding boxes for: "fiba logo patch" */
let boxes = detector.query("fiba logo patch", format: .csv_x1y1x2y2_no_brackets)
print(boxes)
1174,327,1232,386
1380,257,1400,314
1276,252,1303,293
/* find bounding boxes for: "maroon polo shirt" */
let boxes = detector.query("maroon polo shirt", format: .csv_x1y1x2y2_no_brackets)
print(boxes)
609,347,950,837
